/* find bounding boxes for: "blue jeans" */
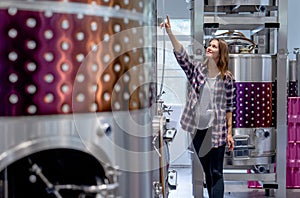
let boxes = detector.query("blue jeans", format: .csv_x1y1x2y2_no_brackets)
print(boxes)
192,128,226,198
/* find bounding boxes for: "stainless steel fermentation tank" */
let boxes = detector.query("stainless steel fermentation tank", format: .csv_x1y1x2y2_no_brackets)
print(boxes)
289,59,298,97
0,0,158,197
227,54,277,169
289,49,300,97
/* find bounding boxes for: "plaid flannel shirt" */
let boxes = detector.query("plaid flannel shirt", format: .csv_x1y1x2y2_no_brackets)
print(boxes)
174,47,235,147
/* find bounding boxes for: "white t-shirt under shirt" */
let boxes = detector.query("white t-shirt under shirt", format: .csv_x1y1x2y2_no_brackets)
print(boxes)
195,76,217,129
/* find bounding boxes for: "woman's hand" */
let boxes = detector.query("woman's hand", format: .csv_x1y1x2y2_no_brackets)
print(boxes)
227,134,234,151
226,112,234,151
160,15,172,34
159,15,182,52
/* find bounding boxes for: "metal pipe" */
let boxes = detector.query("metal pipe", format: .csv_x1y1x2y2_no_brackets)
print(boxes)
4,168,8,198
276,0,288,197
31,164,63,198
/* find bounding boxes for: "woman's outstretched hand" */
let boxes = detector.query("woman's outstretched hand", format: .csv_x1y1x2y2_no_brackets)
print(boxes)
160,15,172,34
159,15,182,52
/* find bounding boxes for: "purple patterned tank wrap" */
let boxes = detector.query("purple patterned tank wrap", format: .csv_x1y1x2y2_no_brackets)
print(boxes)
233,82,277,128
289,81,298,97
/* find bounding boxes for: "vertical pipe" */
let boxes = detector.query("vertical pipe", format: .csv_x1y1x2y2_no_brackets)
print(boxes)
4,169,7,198
191,1,205,197
276,0,288,197
192,0,204,60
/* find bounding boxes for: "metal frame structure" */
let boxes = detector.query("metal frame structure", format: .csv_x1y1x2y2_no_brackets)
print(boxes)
190,0,288,197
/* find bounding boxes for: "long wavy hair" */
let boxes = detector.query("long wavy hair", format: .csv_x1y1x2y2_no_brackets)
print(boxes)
209,38,229,79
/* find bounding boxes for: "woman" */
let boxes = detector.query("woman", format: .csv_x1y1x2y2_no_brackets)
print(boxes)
161,16,235,198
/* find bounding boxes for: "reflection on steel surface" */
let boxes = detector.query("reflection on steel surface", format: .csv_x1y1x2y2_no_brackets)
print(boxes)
0,1,153,116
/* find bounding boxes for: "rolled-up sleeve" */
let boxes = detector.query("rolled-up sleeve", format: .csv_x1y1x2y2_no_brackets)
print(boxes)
173,47,197,83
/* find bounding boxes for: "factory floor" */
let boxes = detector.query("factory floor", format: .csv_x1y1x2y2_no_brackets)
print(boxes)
168,166,300,198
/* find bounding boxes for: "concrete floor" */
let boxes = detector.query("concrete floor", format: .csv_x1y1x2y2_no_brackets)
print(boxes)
168,166,300,198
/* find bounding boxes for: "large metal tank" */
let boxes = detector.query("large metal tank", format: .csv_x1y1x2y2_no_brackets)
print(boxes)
227,54,277,168
288,59,298,97
0,0,157,197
